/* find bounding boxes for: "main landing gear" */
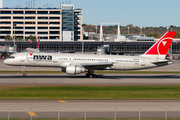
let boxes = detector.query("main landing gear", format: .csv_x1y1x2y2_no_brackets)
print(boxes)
22,66,26,77
86,69,97,78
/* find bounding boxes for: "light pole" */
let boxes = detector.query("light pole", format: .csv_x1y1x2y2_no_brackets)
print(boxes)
127,27,129,34
95,26,98,33
169,25,174,59
140,27,142,35
170,25,174,31
166,27,169,32
13,24,17,53
82,24,86,54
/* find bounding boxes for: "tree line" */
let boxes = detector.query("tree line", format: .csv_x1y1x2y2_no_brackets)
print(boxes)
4,35,37,42
83,24,180,38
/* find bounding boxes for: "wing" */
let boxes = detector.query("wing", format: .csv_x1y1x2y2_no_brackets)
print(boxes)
82,62,113,70
71,62,113,70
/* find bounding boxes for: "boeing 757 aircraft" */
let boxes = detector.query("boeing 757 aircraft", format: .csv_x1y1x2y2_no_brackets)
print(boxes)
4,31,176,78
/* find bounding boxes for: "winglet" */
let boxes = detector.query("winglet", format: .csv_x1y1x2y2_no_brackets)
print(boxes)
143,31,176,56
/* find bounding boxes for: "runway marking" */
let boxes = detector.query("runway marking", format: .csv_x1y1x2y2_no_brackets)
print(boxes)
58,100,67,103
27,112,37,117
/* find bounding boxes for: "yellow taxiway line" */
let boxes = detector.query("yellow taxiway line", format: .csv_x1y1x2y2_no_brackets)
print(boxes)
27,112,37,117
58,100,67,103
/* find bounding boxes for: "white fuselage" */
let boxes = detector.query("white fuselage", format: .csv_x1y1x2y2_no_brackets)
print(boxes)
4,52,171,70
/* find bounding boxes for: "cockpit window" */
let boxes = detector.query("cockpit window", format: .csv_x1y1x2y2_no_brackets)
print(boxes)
9,56,15,59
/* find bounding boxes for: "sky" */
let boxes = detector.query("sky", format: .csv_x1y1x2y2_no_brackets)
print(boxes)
2,0,180,27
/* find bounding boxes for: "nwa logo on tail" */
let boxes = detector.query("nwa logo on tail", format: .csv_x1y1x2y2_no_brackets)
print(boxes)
143,31,176,56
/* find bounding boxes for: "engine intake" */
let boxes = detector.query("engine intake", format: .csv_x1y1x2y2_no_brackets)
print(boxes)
66,65,86,75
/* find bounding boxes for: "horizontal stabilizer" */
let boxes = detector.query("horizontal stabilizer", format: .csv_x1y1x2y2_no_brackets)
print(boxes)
151,61,173,66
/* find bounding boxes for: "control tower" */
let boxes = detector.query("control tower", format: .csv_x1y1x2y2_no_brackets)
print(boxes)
0,0,2,8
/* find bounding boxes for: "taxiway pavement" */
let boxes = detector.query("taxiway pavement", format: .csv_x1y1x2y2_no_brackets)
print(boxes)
0,73,180,85
1,59,180,118
0,100,180,118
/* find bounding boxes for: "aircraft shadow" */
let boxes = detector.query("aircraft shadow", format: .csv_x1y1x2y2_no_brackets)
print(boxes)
0,74,180,79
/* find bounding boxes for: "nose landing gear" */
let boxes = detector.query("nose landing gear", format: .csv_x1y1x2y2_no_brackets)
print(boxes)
22,66,26,77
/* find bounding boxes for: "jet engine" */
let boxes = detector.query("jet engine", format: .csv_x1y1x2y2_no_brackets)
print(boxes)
66,65,86,75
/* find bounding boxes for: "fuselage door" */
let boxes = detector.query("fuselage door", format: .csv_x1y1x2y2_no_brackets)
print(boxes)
141,59,145,66
20,56,25,62
112,59,115,63
53,57,58,63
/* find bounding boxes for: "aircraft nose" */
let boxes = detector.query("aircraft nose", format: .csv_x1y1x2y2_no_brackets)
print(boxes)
3,59,9,65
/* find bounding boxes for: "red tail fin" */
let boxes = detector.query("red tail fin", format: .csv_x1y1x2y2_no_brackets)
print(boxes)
37,36,40,49
143,31,176,56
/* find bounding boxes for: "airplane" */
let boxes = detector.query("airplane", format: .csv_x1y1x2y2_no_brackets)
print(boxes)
3,31,176,78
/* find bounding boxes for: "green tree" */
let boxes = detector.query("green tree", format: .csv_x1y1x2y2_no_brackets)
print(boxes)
19,37,23,41
4,35,12,41
29,35,37,42
14,36,18,41
83,24,180,37
175,32,180,38
147,33,160,38
25,37,29,41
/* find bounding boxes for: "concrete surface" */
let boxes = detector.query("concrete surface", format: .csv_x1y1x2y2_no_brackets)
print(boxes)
0,73,180,85
0,100,180,118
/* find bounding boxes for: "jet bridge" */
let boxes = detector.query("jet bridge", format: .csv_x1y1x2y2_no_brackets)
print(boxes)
97,45,109,55
0,45,16,58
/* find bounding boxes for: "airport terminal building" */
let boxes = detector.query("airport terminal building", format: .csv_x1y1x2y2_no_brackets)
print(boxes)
0,4,83,41
1,41,180,56
0,2,180,57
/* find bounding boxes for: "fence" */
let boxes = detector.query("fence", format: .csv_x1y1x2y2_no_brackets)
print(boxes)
0,108,180,120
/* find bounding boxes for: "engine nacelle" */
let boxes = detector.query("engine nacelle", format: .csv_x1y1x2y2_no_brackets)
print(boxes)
66,65,86,75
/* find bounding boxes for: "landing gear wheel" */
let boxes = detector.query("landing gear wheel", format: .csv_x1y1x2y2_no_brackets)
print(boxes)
86,73,90,78
86,69,97,78
23,73,26,77
86,73,97,78
92,74,97,78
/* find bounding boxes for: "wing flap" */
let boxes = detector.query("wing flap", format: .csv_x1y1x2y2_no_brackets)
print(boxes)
82,62,112,67
81,62,113,70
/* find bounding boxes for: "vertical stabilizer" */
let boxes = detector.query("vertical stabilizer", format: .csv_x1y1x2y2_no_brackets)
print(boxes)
142,31,176,57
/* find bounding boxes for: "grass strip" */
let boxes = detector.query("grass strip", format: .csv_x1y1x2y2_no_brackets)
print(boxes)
1,85,180,100
0,71,180,74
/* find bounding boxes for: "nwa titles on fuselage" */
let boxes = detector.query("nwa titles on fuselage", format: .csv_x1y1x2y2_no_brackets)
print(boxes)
30,54,52,62
4,31,176,78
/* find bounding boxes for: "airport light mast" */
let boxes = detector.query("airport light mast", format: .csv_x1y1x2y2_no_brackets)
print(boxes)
95,26,98,33
166,27,169,32
82,24,86,54
169,25,174,59
140,27,142,35
127,27,130,34
13,24,16,53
